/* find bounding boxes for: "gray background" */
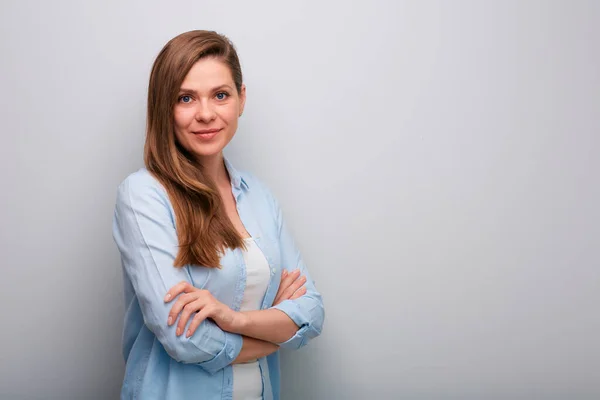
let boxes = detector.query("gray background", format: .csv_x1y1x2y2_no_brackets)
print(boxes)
1,1,599,399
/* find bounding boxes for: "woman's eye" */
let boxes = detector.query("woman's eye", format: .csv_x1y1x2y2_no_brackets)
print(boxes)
215,92,229,100
179,95,192,103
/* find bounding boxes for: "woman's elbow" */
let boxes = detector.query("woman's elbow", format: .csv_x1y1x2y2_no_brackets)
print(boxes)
310,301,325,337
310,294,325,335
299,302,326,348
163,336,218,364
146,320,215,364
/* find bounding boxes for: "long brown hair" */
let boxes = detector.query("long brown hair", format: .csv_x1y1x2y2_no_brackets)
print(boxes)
144,30,245,268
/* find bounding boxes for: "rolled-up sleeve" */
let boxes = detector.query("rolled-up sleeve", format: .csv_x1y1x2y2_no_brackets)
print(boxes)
269,193,325,350
112,173,242,374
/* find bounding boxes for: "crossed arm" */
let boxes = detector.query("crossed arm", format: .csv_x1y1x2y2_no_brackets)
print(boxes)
113,173,323,373
164,269,307,364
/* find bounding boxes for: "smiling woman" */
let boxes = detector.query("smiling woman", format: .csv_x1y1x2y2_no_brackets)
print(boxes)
112,30,325,400
173,59,245,158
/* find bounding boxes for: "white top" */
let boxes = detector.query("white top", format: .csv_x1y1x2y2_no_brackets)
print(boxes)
233,237,271,400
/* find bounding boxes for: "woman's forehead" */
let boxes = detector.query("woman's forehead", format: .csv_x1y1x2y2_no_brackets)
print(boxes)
180,58,234,91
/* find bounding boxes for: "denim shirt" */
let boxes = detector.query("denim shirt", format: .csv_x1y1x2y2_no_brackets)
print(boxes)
112,159,325,400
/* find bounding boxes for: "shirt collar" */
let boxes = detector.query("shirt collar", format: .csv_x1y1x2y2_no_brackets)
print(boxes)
224,157,249,190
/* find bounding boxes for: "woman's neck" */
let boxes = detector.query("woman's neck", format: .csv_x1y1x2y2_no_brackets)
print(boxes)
200,153,229,188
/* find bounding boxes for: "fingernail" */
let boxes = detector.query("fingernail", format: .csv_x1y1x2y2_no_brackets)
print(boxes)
168,316,173,325
282,270,287,277
301,276,307,282
176,328,181,336
186,330,191,338
164,293,171,302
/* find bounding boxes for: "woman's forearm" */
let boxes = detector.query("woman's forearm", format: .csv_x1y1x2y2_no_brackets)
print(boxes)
234,309,299,344
232,336,279,364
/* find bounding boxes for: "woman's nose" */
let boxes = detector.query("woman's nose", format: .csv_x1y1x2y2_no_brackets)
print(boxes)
194,100,216,123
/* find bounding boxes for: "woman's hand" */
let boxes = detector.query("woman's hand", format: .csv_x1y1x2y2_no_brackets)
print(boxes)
273,269,307,306
165,269,307,338
165,282,243,338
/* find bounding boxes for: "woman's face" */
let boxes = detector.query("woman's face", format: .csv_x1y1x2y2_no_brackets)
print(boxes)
173,57,246,162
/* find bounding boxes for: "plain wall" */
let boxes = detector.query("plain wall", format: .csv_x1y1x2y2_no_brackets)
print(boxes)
1,1,598,399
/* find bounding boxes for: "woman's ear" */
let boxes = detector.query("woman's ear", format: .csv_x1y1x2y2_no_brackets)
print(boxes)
239,84,246,116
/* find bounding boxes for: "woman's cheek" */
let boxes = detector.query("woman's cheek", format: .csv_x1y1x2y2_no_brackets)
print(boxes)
175,104,197,125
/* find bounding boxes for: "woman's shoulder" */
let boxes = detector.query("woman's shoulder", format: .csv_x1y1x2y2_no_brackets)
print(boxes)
120,166,166,187
115,167,169,204
238,169,274,197
236,169,283,214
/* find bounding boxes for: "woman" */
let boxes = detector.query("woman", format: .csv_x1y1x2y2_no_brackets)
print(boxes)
112,30,325,400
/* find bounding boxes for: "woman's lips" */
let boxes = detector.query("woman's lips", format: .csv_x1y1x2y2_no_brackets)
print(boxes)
192,128,222,140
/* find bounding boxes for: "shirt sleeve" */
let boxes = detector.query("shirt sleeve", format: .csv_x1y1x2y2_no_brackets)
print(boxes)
112,172,242,374
268,191,326,350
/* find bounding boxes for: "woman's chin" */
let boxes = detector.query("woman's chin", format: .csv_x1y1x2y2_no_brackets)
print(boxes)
189,144,225,160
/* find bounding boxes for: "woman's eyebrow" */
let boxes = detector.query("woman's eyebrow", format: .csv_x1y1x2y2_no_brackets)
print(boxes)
178,84,234,94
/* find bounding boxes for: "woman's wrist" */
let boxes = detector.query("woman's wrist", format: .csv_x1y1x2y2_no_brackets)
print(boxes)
228,309,298,344
233,336,279,364
230,311,251,335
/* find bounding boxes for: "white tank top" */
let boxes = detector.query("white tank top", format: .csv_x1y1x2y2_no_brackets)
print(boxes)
233,237,271,400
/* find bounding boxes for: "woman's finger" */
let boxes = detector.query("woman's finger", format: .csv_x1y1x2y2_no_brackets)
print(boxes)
164,281,193,303
274,274,306,305
186,307,213,338
274,272,289,304
278,269,300,294
280,269,300,287
176,298,206,336
168,292,196,326
290,286,307,300
274,270,301,304
281,275,307,301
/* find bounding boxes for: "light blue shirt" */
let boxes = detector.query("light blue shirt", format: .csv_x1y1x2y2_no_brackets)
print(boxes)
112,159,325,399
